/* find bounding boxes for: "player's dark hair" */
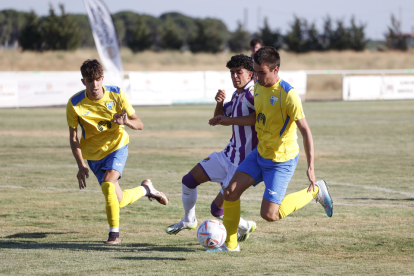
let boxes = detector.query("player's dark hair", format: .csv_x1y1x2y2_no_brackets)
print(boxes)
250,38,263,47
81,59,104,79
253,46,280,71
226,54,254,72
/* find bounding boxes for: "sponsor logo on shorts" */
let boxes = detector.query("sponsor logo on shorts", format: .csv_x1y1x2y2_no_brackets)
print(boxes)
268,189,277,195
255,93,259,97
83,111,91,116
202,157,210,162
116,163,122,166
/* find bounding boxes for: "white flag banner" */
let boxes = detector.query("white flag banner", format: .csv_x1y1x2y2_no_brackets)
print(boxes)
83,0,123,87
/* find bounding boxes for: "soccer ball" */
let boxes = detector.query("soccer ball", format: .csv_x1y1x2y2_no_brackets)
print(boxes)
197,219,227,249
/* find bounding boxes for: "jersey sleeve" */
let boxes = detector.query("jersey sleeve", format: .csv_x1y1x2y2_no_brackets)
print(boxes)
223,92,236,117
66,99,79,129
120,89,135,116
285,88,305,121
245,86,255,110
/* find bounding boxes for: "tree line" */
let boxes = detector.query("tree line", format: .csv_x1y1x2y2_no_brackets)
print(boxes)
0,6,410,53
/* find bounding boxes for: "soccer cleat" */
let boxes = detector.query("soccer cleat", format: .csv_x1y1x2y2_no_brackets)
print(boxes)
206,244,240,252
105,232,121,245
237,221,257,242
141,179,169,205
166,218,198,235
314,180,333,217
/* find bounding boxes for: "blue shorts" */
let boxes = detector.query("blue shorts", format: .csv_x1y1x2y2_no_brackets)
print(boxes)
237,148,299,204
87,145,129,185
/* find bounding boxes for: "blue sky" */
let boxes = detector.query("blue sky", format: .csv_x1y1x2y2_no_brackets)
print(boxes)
1,0,414,40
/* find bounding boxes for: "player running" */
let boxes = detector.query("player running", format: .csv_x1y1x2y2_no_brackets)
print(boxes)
166,54,258,242
67,59,168,245
208,47,333,252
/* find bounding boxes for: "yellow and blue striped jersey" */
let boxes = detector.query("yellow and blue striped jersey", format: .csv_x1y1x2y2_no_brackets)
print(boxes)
254,79,305,162
66,86,135,161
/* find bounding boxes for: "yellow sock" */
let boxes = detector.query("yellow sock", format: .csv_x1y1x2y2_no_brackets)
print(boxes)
119,186,144,208
223,199,240,250
279,186,319,219
101,182,120,228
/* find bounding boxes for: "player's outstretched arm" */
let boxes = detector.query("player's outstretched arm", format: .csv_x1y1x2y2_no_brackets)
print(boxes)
69,126,89,190
296,118,316,192
209,112,256,126
111,112,143,130
213,89,226,117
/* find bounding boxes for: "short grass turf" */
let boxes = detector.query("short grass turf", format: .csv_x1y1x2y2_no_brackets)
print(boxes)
0,101,413,275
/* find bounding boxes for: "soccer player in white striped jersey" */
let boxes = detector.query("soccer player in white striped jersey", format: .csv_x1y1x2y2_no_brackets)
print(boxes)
166,55,258,241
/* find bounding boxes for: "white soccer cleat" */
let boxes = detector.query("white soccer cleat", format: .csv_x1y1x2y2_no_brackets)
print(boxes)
206,243,240,252
141,179,169,205
166,218,198,235
314,180,333,217
237,221,257,242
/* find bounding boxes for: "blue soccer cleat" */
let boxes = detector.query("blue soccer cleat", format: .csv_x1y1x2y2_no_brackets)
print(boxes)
314,180,333,217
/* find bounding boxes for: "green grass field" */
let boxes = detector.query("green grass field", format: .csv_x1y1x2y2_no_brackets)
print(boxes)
0,101,413,275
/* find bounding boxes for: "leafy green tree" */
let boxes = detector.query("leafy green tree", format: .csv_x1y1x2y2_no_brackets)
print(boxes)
160,16,184,50
330,20,350,50
385,14,407,51
0,10,30,47
349,17,366,51
260,17,283,49
70,14,94,48
285,16,308,52
228,22,250,53
40,4,82,50
320,16,333,50
18,12,42,50
188,20,223,53
126,17,153,52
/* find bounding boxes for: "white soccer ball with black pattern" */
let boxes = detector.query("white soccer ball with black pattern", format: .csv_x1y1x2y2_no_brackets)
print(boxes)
197,219,227,249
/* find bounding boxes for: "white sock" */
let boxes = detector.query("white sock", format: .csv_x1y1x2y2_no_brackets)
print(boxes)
140,186,148,196
182,184,197,223
238,217,249,231
109,227,119,233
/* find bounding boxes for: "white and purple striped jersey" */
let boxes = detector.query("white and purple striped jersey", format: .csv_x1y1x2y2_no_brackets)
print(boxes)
222,80,258,166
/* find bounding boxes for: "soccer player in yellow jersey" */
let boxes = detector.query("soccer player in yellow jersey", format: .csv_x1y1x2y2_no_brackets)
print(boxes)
67,59,168,245
208,47,333,252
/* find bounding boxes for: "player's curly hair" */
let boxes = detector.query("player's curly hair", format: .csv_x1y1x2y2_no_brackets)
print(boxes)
80,59,104,79
253,46,280,71
226,54,254,72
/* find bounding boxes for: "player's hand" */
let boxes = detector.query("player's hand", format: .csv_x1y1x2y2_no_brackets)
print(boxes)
215,90,226,103
111,112,128,126
209,115,231,126
77,166,89,190
306,166,316,192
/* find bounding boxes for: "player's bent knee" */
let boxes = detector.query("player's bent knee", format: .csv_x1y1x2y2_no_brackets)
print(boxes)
260,211,280,222
210,201,224,218
182,173,200,189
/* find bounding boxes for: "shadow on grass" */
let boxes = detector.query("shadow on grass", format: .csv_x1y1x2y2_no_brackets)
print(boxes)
5,232,76,239
116,257,186,261
0,233,199,254
347,198,414,201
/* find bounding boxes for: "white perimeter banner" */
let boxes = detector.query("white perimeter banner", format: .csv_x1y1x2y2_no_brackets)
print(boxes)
343,75,414,101
128,71,205,105
83,0,123,87
0,70,308,108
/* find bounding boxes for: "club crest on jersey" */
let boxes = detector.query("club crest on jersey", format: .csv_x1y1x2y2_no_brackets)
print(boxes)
202,157,210,162
106,101,115,111
270,96,279,105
